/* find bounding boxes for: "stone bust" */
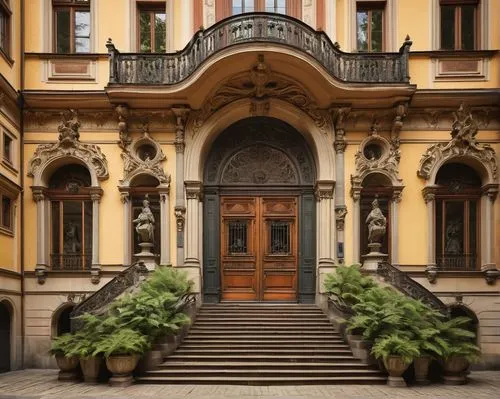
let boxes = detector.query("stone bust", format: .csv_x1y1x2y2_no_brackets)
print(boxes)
366,198,387,244
133,196,155,243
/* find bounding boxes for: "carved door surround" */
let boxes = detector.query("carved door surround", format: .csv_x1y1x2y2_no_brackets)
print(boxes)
203,117,317,303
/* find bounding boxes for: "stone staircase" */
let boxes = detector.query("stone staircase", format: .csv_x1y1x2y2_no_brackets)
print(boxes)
137,303,386,385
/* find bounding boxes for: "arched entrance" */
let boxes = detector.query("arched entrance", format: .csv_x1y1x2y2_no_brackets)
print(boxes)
0,301,11,373
203,117,317,303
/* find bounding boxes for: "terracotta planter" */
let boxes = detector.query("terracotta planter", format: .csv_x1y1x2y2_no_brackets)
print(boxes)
105,354,140,387
80,356,102,383
384,355,411,387
443,356,469,385
414,356,432,385
55,354,79,381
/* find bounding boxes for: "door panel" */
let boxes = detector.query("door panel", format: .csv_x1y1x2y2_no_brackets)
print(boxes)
221,196,298,301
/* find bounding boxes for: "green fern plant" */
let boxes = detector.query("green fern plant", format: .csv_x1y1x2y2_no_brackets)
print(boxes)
92,328,150,357
371,334,420,365
49,333,79,356
434,316,481,362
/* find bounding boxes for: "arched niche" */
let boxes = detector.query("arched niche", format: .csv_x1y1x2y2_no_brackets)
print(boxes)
202,117,318,303
0,300,12,373
51,302,75,338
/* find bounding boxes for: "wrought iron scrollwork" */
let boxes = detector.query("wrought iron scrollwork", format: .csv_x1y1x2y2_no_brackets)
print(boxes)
107,13,412,85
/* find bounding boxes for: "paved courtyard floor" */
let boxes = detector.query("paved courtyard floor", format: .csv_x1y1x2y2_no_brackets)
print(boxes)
0,369,499,399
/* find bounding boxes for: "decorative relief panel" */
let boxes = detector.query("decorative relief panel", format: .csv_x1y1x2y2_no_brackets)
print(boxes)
190,55,330,137
417,103,498,182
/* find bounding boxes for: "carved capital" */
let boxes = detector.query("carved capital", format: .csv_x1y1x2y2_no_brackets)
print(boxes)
172,105,190,143
32,187,46,202
185,181,203,200
120,191,130,204
423,189,436,204
159,192,169,202
90,188,103,203
335,206,348,231
315,180,335,201
175,206,186,232
482,185,499,203
334,140,347,154
175,141,185,153
392,190,403,203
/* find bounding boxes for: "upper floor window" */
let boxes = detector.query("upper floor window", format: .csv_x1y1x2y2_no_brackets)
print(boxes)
440,0,478,50
138,3,167,52
231,0,288,15
2,131,12,164
53,0,91,53
356,1,385,52
0,0,11,57
265,0,286,14
232,0,255,14
0,193,12,231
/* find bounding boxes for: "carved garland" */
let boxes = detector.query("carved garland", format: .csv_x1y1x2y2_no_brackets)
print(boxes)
190,55,330,137
417,103,498,182
28,109,109,183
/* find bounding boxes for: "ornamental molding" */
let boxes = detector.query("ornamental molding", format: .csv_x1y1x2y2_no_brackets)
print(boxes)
174,206,186,232
335,206,348,231
119,121,170,187
332,107,351,154
27,109,109,185
314,180,335,201
189,55,330,137
417,103,498,183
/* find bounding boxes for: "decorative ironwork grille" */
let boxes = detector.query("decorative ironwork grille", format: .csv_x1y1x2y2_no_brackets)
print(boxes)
269,221,290,254
436,255,477,271
228,221,248,254
50,254,91,271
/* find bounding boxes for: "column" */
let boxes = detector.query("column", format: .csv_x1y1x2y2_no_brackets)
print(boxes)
184,181,202,267
120,191,132,266
33,188,48,283
90,190,102,284
315,181,335,267
390,190,402,266
423,190,436,268
352,190,361,264
481,188,498,271
159,189,171,266
172,106,190,266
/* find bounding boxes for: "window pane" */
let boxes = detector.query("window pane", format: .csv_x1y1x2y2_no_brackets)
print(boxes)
461,5,475,50
232,0,243,14
269,221,290,254
371,10,383,51
469,200,477,255
3,134,12,162
0,11,7,52
75,11,90,37
154,12,166,52
63,201,82,254
265,0,285,13
139,11,152,52
244,0,254,12
444,201,464,255
356,11,368,51
1,196,11,229
84,201,92,270
228,221,248,254
440,5,455,49
55,10,71,53
51,201,60,255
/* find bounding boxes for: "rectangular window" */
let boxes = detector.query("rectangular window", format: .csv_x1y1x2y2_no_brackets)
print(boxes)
53,0,91,53
2,132,12,164
0,0,11,57
440,0,478,50
356,2,385,52
232,0,255,14
228,220,248,254
269,221,290,255
265,0,286,14
1,195,11,230
138,3,167,52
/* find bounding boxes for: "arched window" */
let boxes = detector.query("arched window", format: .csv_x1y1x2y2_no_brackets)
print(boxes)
0,301,11,373
47,164,93,271
435,163,482,271
52,304,74,337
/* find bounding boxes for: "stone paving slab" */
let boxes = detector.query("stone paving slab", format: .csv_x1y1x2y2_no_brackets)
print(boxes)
0,370,499,399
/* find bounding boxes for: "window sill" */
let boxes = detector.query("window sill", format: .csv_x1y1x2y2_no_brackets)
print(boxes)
0,47,14,67
0,225,13,237
2,159,18,175
410,49,498,58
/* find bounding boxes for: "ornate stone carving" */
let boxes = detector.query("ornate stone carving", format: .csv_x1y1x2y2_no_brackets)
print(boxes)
115,105,131,149
172,106,190,154
315,181,335,201
332,107,351,154
27,110,109,183
335,206,348,231
221,144,298,185
391,103,408,148
175,206,186,232
133,195,155,243
119,122,170,186
191,55,330,137
366,198,387,244
185,181,203,200
418,103,498,182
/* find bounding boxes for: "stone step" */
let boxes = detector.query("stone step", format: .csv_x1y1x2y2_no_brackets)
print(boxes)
190,326,336,332
179,344,350,349
145,369,383,377
174,348,353,355
185,334,342,340
166,354,359,362
188,330,339,335
193,319,332,325
158,361,374,369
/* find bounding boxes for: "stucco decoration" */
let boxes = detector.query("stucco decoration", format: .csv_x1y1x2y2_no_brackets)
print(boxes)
417,103,498,183
119,122,170,186
190,55,329,137
335,206,348,231
28,109,109,185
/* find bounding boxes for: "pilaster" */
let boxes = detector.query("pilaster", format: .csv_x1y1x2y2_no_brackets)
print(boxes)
315,180,335,267
184,180,203,268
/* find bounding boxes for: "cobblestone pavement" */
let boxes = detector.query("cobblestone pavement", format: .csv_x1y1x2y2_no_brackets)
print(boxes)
0,370,499,399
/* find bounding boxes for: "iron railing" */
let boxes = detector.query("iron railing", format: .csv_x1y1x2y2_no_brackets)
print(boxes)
50,254,91,271
106,13,412,85
436,255,478,271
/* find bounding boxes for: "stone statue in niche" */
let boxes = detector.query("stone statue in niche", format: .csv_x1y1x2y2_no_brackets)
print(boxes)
366,198,387,244
63,220,81,253
445,219,462,254
133,195,155,243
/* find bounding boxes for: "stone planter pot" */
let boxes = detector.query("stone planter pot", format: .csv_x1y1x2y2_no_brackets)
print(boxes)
80,356,102,383
384,356,411,387
105,354,140,387
414,356,432,385
346,333,363,346
443,356,469,385
55,354,79,381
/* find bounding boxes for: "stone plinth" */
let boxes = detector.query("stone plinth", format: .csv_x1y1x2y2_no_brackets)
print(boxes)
134,242,157,271
362,243,388,272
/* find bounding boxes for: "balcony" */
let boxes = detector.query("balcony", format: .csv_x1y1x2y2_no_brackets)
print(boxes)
436,254,478,272
106,13,412,86
50,254,91,271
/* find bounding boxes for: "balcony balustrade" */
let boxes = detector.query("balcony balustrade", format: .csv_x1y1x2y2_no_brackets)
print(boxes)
436,254,478,271
50,254,91,271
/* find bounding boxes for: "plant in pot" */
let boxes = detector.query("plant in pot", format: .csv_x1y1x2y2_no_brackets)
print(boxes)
436,316,481,385
93,328,150,387
49,333,80,381
371,334,420,387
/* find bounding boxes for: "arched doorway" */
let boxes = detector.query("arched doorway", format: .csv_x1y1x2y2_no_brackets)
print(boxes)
203,117,317,303
52,304,75,337
0,301,11,373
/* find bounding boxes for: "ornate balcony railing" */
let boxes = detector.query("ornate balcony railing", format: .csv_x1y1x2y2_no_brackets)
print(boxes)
106,13,412,85
50,253,91,271
436,255,478,271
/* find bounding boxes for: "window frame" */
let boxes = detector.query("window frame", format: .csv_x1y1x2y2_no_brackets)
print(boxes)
137,2,167,53
2,130,13,165
356,1,386,52
0,192,13,233
0,0,11,60
220,0,300,20
439,0,479,50
52,0,91,54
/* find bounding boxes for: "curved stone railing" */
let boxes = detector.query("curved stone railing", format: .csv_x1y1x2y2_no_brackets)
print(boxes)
377,261,448,314
107,13,412,85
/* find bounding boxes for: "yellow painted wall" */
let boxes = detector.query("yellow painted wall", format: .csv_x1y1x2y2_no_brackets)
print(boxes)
23,143,38,271
397,0,430,51
0,234,14,269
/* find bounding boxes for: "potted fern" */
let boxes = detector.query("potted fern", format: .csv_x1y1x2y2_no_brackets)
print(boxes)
371,334,420,387
93,328,150,387
49,333,80,381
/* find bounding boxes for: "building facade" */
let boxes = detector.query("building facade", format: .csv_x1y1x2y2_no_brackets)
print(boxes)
0,0,498,372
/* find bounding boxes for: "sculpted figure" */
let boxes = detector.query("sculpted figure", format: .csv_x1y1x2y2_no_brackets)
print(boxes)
133,195,155,243
366,198,387,244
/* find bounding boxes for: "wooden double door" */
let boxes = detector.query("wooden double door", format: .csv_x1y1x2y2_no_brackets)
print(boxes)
220,196,298,301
